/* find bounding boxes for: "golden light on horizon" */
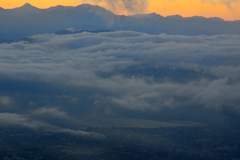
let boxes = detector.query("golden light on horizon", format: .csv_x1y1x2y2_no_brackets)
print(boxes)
0,0,239,21
148,0,240,21
0,0,77,9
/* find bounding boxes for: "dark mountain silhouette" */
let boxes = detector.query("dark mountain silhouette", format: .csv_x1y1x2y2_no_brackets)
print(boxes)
0,3,240,40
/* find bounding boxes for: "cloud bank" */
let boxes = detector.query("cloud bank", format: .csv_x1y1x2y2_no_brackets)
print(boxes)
0,31,240,128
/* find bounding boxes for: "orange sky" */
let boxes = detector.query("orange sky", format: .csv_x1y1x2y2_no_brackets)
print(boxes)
0,0,239,21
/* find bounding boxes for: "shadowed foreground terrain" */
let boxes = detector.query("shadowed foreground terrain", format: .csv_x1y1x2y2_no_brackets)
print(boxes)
1,125,240,160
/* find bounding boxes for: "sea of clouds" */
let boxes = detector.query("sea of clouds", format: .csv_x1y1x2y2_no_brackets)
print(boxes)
0,31,240,135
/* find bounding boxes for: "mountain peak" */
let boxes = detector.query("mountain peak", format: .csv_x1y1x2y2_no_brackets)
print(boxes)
17,3,38,10
22,3,34,8
13,3,39,12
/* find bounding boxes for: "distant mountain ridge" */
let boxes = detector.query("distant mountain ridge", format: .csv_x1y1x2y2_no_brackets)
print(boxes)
0,3,240,40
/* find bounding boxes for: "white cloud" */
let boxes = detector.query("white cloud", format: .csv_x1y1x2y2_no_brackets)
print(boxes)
0,31,240,115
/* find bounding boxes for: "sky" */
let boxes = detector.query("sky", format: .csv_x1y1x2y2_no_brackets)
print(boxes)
0,0,240,21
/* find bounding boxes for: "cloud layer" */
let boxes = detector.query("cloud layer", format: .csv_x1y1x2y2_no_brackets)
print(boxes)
0,31,240,129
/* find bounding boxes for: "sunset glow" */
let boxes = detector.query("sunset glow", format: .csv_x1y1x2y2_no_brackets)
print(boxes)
0,0,240,20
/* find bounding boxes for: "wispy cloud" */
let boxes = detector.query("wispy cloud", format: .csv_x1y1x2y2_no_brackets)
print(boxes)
33,107,70,119
0,96,12,106
202,0,240,11
0,112,104,138
80,0,149,14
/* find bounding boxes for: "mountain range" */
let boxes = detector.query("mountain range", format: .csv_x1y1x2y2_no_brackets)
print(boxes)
0,3,240,40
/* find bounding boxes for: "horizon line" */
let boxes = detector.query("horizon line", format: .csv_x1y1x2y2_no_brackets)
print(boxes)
1,2,239,22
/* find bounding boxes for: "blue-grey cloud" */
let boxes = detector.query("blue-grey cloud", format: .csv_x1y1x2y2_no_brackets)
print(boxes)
33,107,70,120
0,96,14,111
0,31,240,127
0,96,12,106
